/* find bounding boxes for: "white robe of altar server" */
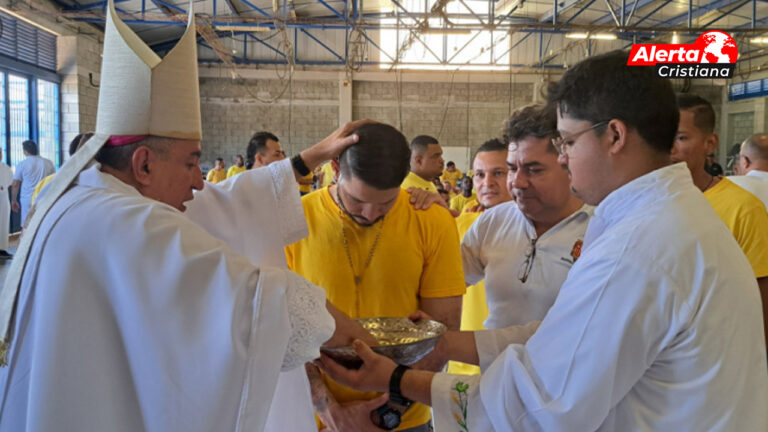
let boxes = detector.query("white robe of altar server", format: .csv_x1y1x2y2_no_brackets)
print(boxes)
432,163,768,432
0,162,335,432
0,162,12,250
185,158,320,432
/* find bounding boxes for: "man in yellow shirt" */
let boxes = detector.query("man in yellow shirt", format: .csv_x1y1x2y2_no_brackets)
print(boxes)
205,158,227,184
673,94,768,348
441,161,462,189
448,138,512,376
449,176,476,213
401,135,443,193
246,131,286,169
226,154,246,178
287,123,464,432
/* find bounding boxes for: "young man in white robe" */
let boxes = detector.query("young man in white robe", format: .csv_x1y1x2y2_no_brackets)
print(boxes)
318,50,768,431
0,2,373,431
0,148,12,258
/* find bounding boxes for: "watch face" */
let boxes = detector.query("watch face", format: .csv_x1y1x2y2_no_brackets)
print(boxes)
371,405,402,430
381,409,401,429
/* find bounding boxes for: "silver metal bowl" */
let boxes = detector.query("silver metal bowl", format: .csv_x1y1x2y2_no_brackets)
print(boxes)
321,317,447,369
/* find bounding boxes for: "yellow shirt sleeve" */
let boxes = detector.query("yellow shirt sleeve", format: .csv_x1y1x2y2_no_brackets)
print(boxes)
417,206,466,299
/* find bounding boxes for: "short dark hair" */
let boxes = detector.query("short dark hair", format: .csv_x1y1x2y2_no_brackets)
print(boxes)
547,50,678,154
69,133,93,157
676,93,716,134
216,157,224,163
95,136,171,171
246,131,279,169
339,123,411,190
22,140,38,155
410,135,439,156
446,161,455,167
503,104,557,143
474,138,507,160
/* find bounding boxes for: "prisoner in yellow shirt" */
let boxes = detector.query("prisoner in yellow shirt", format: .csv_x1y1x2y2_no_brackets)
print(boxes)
705,177,768,278
450,193,476,213
286,187,465,431
205,168,226,184
226,165,246,178
441,167,463,188
447,210,488,376
401,170,438,193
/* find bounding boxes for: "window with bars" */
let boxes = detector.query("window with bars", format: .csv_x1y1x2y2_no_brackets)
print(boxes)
0,11,61,168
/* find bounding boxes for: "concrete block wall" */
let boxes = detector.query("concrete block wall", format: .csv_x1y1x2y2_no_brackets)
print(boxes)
727,112,755,151
200,74,533,168
200,77,339,168
353,80,533,155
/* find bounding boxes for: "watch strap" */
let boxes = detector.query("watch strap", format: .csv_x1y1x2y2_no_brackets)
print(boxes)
389,364,412,406
291,153,311,176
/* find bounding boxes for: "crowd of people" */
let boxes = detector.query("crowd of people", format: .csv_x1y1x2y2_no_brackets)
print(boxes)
0,4,767,431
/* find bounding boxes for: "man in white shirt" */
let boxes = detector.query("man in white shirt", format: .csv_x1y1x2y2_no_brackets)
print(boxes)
10,140,55,224
0,148,12,259
730,133,768,209
318,50,768,432
462,104,591,329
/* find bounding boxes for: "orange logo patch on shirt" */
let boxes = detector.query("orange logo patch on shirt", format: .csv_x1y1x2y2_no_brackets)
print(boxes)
571,239,583,262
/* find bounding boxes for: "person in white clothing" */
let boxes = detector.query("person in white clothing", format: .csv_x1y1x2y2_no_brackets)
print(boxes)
730,133,768,209
462,104,591,329
0,2,372,431
0,148,12,259
318,50,768,432
10,140,55,224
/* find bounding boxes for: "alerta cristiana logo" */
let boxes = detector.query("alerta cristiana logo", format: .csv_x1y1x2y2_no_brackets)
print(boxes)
627,30,738,78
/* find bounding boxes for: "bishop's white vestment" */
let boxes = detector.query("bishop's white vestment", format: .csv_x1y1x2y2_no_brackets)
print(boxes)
0,162,334,432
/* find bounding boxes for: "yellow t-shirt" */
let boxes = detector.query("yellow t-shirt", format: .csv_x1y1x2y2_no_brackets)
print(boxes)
450,193,476,213
319,162,336,189
441,169,463,188
401,171,438,193
226,165,246,178
447,211,488,376
705,177,768,278
298,173,313,194
286,187,466,430
31,173,55,205
206,168,227,184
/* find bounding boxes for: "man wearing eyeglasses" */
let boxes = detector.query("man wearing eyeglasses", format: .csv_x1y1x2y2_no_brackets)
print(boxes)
461,104,591,337
286,123,465,432
316,51,768,432
730,133,768,209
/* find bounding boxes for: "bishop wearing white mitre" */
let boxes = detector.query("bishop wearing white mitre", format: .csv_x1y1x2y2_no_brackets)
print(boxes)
0,1,365,430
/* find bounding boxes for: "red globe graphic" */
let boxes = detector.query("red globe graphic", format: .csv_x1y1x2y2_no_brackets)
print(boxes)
695,31,738,63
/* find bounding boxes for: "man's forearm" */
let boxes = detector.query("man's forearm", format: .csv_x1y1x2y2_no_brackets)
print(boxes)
438,330,480,365
401,369,436,406
11,181,20,202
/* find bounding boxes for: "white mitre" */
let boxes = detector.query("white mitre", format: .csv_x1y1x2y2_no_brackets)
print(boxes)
97,0,201,140
0,0,201,363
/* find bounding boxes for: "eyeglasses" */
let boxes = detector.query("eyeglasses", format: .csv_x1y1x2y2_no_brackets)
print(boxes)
517,237,538,283
552,121,609,156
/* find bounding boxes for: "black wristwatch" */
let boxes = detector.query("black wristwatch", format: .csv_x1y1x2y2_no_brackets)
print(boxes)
389,364,412,406
291,153,311,176
370,365,413,430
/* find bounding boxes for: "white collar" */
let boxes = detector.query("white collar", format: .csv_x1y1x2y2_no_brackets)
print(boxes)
76,164,143,199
